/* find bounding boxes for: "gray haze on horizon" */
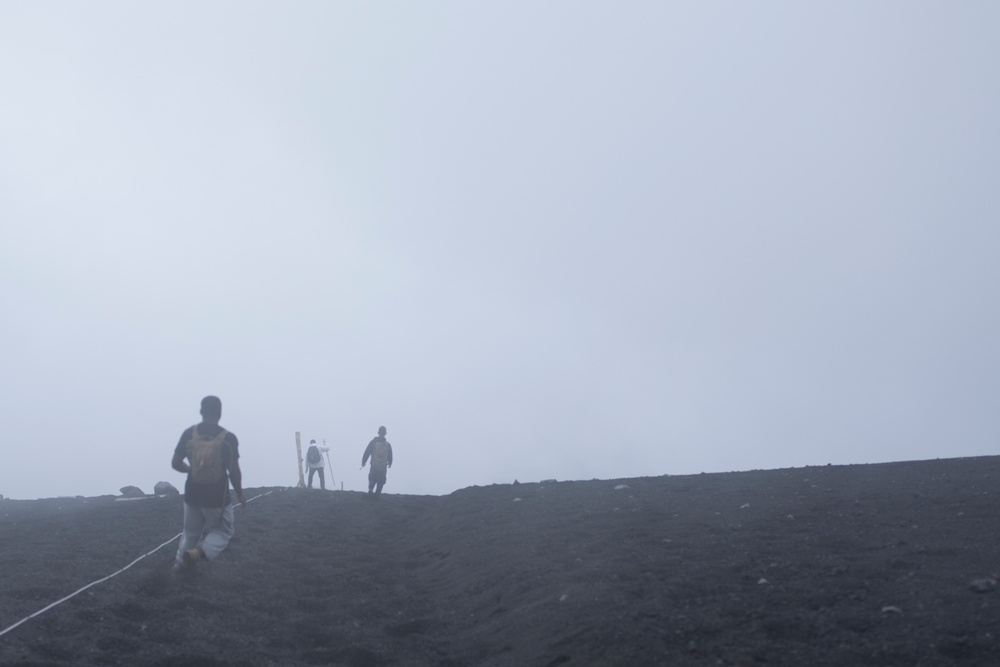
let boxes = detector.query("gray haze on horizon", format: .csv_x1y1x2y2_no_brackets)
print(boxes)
2,2,998,500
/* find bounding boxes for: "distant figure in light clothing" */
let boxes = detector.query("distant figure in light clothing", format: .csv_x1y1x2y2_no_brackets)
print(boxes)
305,439,330,490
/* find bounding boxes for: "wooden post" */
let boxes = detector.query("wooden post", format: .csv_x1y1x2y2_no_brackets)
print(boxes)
295,431,305,487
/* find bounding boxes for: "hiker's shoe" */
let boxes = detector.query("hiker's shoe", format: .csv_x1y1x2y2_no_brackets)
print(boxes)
182,548,203,568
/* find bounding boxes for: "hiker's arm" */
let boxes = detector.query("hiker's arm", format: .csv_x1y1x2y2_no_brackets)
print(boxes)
361,442,371,466
172,450,190,474
172,430,190,473
227,440,246,506
230,457,246,505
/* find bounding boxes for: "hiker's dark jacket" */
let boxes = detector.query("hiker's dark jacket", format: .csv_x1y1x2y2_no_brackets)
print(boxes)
174,423,240,508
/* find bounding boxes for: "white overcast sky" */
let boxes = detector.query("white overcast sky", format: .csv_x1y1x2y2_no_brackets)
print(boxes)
1,2,998,500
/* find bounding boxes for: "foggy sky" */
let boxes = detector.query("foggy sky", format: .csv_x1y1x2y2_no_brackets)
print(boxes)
2,2,998,500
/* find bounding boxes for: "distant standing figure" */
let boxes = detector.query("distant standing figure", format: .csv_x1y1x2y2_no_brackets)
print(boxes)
305,439,330,490
171,395,246,571
361,426,393,496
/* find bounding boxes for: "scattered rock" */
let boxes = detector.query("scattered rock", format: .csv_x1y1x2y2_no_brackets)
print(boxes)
513,498,522,502
154,481,179,496
970,578,997,593
614,484,629,491
119,486,145,498
881,605,903,615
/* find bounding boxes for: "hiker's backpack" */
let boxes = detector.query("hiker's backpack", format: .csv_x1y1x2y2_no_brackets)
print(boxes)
371,440,390,467
187,426,229,484
306,444,321,465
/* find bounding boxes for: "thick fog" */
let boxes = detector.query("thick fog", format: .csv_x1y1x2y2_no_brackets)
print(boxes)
1,3,998,500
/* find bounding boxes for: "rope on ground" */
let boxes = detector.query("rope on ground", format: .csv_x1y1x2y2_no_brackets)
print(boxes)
0,489,275,640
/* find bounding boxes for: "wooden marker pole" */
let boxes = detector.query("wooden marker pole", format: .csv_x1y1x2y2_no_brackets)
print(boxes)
295,431,305,487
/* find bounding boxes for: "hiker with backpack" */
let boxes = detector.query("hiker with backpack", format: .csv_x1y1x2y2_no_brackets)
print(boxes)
305,439,330,490
361,426,393,496
170,395,246,571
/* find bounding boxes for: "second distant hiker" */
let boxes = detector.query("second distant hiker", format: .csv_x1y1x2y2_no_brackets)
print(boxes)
305,439,330,490
361,426,393,496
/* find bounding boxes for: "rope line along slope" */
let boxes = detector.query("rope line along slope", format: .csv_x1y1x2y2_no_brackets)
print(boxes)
0,489,276,640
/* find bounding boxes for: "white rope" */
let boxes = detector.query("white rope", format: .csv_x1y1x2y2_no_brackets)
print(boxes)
0,489,276,640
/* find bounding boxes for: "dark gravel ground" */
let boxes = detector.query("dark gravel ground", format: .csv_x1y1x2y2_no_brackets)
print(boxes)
2,456,1000,666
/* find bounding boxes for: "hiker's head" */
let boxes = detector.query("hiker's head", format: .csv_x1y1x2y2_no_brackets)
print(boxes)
378,426,387,437
200,395,222,423
310,439,316,444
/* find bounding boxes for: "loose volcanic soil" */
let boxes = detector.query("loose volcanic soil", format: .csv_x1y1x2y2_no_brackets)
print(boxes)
2,456,1000,666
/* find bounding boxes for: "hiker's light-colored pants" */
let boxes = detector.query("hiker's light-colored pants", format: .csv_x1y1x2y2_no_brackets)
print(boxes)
175,501,235,565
